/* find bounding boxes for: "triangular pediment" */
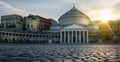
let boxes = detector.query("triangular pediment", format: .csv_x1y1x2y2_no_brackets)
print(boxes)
63,24,85,30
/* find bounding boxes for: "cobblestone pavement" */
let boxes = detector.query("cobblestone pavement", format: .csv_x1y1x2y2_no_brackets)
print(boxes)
0,44,120,62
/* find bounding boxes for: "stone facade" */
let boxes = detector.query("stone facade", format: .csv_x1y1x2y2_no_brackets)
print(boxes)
1,14,22,28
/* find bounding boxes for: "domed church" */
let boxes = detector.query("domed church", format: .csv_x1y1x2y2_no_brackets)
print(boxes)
54,6,98,44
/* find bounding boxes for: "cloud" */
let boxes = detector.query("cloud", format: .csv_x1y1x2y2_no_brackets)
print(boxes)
0,0,29,16
1,0,120,20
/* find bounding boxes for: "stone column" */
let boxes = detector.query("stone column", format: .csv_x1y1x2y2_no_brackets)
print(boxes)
64,31,66,43
76,31,77,43
60,31,62,44
87,31,89,43
68,31,70,43
79,31,81,43
69,31,71,43
83,31,85,43
71,31,73,43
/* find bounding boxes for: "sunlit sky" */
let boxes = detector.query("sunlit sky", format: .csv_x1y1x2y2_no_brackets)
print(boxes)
0,0,120,21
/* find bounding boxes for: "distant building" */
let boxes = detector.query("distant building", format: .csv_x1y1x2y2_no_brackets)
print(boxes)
92,20,120,43
17,14,51,32
16,18,26,30
1,14,22,29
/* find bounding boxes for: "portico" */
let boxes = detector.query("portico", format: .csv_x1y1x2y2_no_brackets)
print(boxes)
60,24,88,44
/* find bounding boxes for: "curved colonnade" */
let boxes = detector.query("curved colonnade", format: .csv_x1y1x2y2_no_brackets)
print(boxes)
0,31,60,44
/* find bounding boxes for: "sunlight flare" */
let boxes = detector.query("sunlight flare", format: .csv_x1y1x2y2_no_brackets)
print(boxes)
98,11,116,22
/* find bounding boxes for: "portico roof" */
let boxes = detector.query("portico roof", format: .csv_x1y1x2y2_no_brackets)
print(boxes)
62,24,86,30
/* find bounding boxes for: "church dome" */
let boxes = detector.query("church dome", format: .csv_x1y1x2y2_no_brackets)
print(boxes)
59,6,90,26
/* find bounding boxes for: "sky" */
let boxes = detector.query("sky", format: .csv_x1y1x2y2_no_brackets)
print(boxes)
0,0,120,21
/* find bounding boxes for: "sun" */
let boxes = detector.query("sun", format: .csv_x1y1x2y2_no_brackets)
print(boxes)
98,11,116,22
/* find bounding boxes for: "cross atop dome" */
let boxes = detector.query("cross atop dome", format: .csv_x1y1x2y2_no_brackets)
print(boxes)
73,3,75,7
71,3,77,10
72,3,76,8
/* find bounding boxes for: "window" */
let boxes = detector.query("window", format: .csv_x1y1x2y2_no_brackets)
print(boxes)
27,24,29,28
31,24,33,28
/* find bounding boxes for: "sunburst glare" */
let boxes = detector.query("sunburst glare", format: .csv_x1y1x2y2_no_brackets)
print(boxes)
98,11,116,22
